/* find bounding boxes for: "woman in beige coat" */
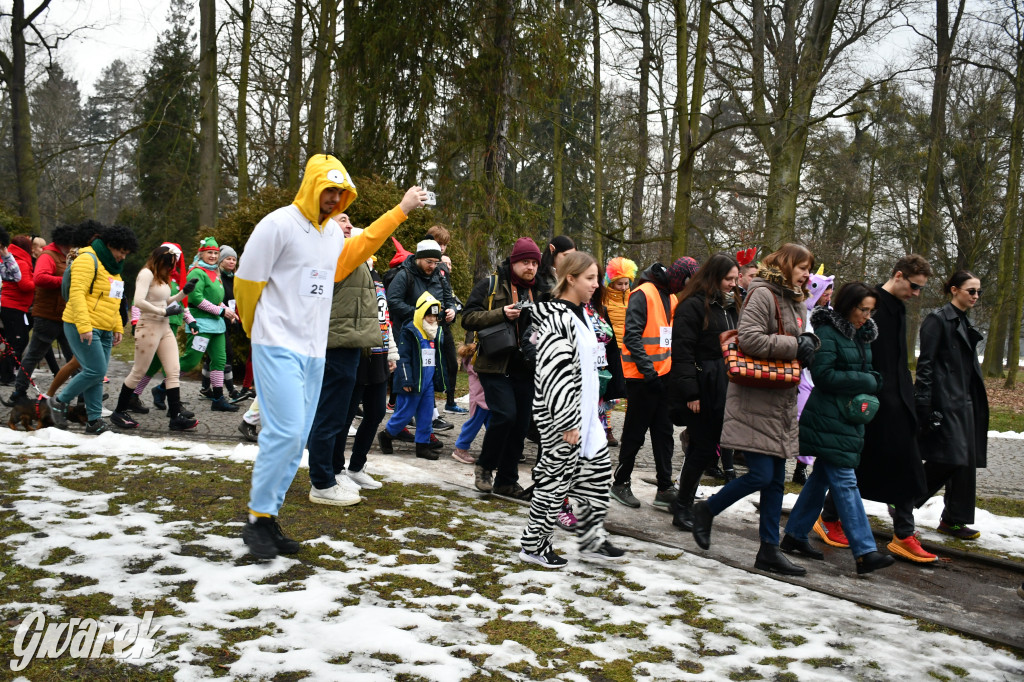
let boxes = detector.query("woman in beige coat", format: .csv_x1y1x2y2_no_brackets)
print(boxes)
690,244,819,576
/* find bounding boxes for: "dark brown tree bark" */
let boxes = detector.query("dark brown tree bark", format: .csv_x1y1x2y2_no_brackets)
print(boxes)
198,0,218,229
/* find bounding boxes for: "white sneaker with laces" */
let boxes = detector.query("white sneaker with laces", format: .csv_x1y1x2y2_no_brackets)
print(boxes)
345,468,382,490
335,473,364,492
309,484,361,506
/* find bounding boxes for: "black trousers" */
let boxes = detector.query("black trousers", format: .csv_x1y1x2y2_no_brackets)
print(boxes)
340,379,388,473
614,379,674,490
0,308,31,384
889,461,976,537
440,321,458,405
477,372,533,488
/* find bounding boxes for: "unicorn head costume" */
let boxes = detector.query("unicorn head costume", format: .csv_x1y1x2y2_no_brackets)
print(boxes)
805,264,834,311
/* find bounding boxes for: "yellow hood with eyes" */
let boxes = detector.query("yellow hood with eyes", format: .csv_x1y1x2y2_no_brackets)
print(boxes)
413,290,441,338
292,154,358,228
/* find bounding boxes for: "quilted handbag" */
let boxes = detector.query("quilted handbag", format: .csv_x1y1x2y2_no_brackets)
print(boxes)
719,292,801,389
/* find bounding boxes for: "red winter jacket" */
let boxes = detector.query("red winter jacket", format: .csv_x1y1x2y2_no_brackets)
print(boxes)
1,244,34,313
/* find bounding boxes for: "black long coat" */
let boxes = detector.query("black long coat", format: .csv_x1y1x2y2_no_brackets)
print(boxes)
856,286,928,504
914,302,989,468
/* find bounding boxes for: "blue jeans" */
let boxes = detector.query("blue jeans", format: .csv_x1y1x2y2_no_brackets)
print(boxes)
455,406,491,450
706,451,786,545
59,324,113,422
785,460,877,557
306,347,361,489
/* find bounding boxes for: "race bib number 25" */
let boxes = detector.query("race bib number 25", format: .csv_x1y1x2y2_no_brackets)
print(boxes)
300,268,331,299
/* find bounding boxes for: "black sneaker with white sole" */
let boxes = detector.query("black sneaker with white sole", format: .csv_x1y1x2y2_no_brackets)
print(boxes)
109,411,140,429
238,420,259,442
519,548,568,569
581,540,626,561
84,419,110,435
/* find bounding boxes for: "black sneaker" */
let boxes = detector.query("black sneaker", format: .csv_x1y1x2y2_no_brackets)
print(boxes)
48,396,69,429
172,405,195,419
581,540,626,561
395,427,415,442
428,433,444,450
211,396,240,412
151,384,167,410
377,430,394,454
610,483,641,508
519,548,568,569
937,520,980,539
2,389,26,407
85,419,110,435
109,411,139,429
126,394,150,414
432,417,455,431
228,389,248,404
238,420,258,442
170,414,199,431
492,482,526,498
199,387,214,400
243,516,300,559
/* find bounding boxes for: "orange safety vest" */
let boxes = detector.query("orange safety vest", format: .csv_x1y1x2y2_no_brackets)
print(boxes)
620,282,677,379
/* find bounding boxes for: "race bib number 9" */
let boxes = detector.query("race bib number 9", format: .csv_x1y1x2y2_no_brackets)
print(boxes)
108,280,125,300
660,326,672,348
300,268,330,299
191,335,210,352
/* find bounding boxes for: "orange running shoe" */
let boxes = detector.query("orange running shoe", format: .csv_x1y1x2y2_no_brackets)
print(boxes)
812,515,850,548
887,532,939,563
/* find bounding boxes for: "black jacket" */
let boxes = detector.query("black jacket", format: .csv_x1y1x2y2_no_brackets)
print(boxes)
915,302,989,468
668,291,737,426
623,263,674,381
386,255,455,328
462,260,535,375
857,285,927,504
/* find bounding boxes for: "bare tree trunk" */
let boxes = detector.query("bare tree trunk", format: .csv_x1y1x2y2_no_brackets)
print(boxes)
553,110,564,236
591,1,603,262
333,0,357,159
1004,14,1024,387
483,0,514,228
198,0,218,229
307,0,335,157
0,0,48,232
630,0,651,238
236,0,252,202
285,0,303,190
915,0,967,256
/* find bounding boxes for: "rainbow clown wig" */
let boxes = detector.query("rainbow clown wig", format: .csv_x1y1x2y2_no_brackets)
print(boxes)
604,257,638,287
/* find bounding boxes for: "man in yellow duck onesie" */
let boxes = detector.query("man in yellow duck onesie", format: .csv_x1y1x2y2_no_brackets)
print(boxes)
235,154,427,558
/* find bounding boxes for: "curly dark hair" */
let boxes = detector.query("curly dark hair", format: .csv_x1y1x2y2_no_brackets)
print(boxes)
75,219,105,247
101,225,139,253
50,224,78,247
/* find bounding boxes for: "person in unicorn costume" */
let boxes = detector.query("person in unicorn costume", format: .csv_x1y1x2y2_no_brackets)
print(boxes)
793,265,835,484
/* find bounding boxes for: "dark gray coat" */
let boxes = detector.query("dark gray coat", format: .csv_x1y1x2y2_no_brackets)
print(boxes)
915,302,989,468
386,254,455,328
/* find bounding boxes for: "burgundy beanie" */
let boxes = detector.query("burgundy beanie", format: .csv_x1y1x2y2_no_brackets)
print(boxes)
510,237,542,264
666,256,700,293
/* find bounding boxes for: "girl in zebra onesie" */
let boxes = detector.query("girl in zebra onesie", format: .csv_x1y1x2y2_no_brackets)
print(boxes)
520,251,626,569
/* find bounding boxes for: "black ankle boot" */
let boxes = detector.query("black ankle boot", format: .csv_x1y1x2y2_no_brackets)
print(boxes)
792,462,808,485
114,383,135,414
166,387,198,431
856,550,896,575
672,465,703,532
755,541,807,576
780,534,824,560
691,501,713,550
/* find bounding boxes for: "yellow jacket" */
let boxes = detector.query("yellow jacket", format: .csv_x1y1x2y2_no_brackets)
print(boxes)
62,246,125,334
603,287,630,350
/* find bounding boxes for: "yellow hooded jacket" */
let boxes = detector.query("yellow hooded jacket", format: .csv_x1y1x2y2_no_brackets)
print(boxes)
234,154,408,358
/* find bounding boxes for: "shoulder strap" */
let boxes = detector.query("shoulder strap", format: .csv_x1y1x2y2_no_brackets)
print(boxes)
486,274,498,310
85,252,99,295
768,291,786,336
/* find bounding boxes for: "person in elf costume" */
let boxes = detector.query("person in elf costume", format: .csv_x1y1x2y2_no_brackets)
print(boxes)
793,264,835,484
179,237,240,413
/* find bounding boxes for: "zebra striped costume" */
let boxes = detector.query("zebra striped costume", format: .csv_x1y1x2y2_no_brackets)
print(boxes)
521,301,611,556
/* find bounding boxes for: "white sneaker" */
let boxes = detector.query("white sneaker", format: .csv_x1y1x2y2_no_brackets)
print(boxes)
101,407,113,417
345,468,382,490
309,484,360,506
334,473,363,492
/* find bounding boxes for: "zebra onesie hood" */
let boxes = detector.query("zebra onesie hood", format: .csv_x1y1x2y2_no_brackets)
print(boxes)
522,299,612,557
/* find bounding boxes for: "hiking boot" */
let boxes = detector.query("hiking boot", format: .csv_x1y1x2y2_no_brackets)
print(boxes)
610,483,641,508
887,533,938,563
492,482,526,498
395,427,415,442
581,540,626,561
151,383,167,410
428,433,444,450
109,411,139,429
238,420,258,442
653,488,677,510
344,468,382,490
126,394,150,414
451,448,475,464
377,430,394,454
85,419,110,435
444,403,468,414
474,465,493,492
754,542,807,576
309,484,361,506
605,427,618,447
856,551,896,575
812,516,850,548
780,534,824,560
519,548,568,569
691,501,713,550
416,442,440,460
48,395,69,429
556,505,578,530
169,414,199,431
211,396,240,412
937,520,980,540
432,417,454,431
243,516,300,559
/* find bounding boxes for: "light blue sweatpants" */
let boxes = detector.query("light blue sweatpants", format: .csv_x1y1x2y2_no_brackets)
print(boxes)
247,343,326,516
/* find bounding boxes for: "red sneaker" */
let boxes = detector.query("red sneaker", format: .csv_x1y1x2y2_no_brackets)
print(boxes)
887,533,939,563
812,515,849,548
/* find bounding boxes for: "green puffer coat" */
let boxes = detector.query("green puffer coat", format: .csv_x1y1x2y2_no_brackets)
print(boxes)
799,307,881,468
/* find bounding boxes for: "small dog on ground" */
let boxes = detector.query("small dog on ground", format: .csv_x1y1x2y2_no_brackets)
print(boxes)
8,396,88,431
